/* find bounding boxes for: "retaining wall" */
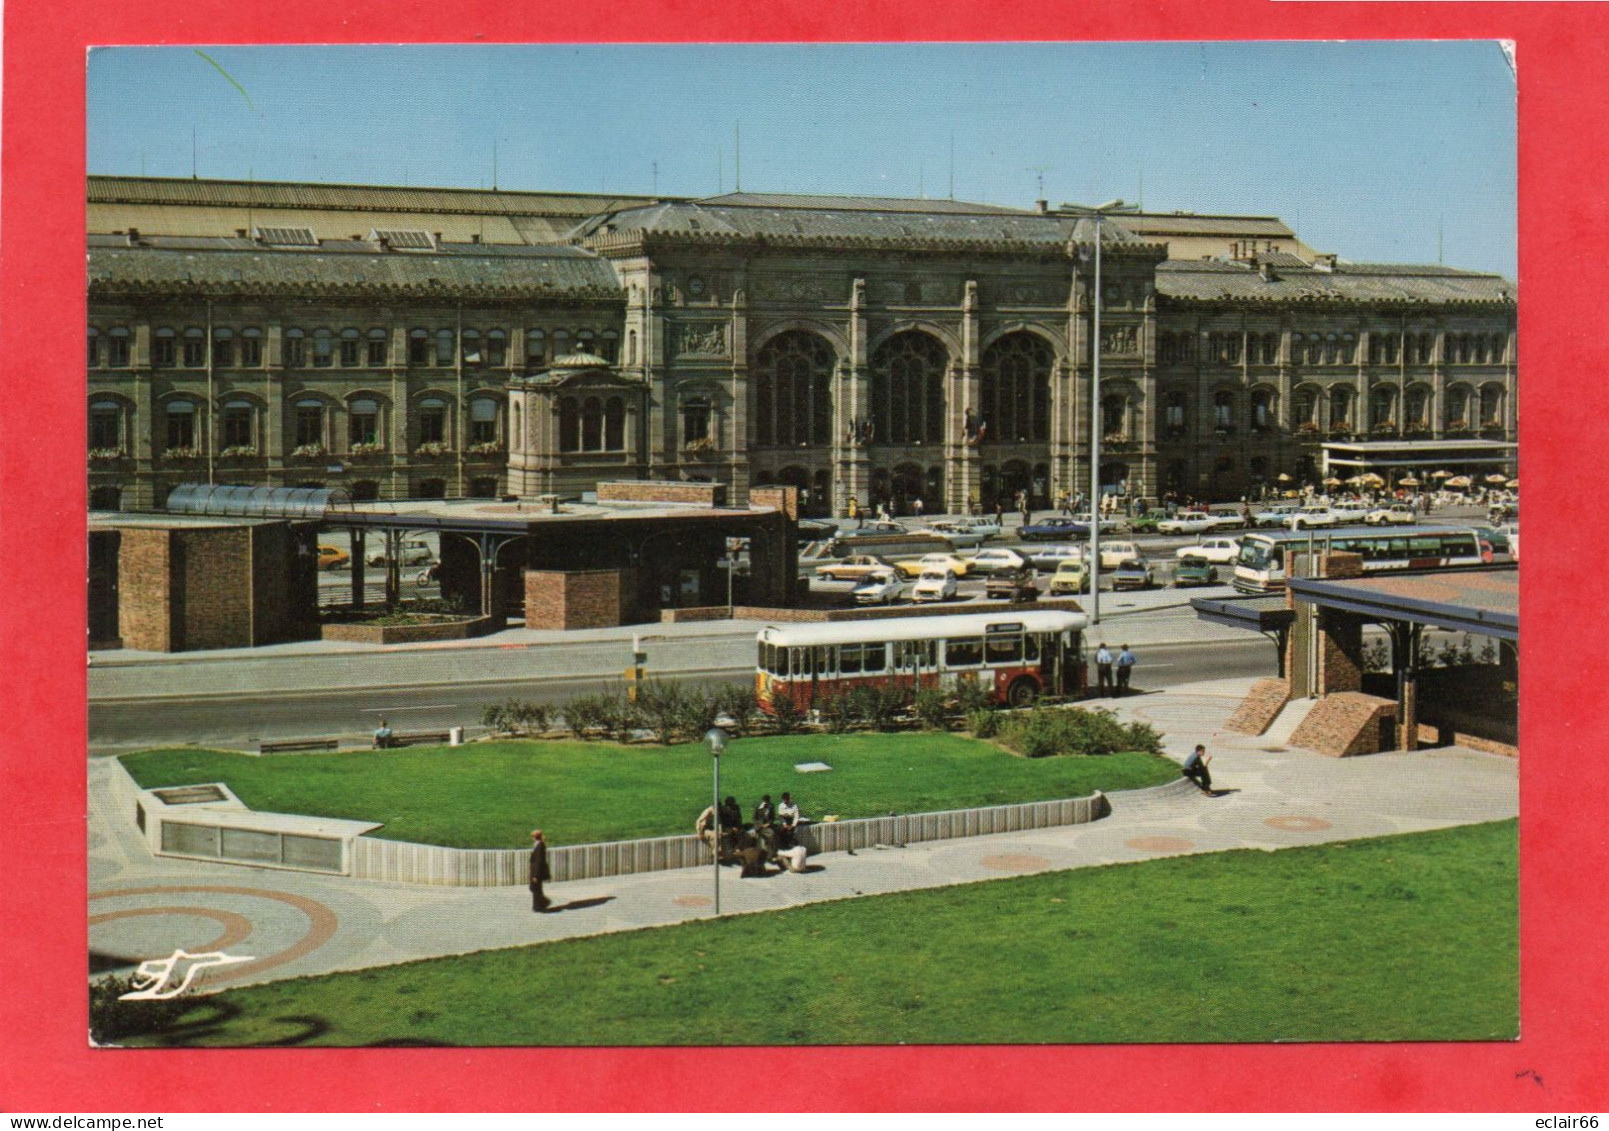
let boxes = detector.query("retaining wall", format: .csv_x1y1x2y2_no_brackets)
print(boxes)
350,790,1111,887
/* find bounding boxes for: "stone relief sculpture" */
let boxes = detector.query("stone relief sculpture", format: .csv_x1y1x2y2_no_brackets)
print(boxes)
673,322,729,358
1102,324,1138,355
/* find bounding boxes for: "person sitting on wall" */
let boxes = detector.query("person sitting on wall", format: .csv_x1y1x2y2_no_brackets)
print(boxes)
695,804,718,856
373,718,394,749
776,792,802,848
718,795,745,861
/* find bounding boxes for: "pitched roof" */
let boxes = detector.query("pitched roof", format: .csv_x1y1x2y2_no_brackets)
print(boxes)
698,191,1034,215
578,200,1162,256
87,235,622,299
1156,258,1515,306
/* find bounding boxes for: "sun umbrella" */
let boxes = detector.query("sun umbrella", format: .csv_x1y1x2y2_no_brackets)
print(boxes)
1276,472,1292,482
1484,473,1508,484
1507,478,1519,488
1323,477,1343,487
1360,472,1385,486
1446,475,1472,488
1398,477,1421,486
1430,470,1452,479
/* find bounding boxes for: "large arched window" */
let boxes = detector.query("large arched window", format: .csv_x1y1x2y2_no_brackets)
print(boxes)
1212,390,1234,431
222,399,255,450
418,396,448,445
1329,386,1354,431
1163,391,1187,433
470,397,501,446
754,331,834,447
1369,385,1397,430
604,396,626,451
870,331,947,445
1102,394,1129,439
581,396,604,451
164,399,197,451
980,332,1053,443
89,398,124,452
1404,386,1431,431
1250,388,1275,431
558,397,580,452
1480,385,1505,428
1293,386,1319,429
349,397,381,447
1445,386,1473,430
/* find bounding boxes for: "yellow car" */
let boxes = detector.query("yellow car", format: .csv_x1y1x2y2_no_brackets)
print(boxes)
893,552,972,579
317,544,351,570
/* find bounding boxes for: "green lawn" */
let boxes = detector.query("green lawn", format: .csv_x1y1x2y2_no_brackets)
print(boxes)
120,733,1177,848
119,820,1518,1046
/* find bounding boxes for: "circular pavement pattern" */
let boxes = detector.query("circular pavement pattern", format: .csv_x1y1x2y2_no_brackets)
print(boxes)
1264,815,1333,833
88,885,339,985
1125,835,1196,853
980,853,1053,873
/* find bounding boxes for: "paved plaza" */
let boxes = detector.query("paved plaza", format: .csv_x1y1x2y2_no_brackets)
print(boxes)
88,677,1518,994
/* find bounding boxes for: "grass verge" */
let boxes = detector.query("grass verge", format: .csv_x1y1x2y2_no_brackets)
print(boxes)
117,819,1516,1046
120,733,1177,848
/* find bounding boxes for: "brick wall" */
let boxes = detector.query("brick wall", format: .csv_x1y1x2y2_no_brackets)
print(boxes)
176,527,253,651
1289,691,1397,756
525,569,636,630
118,528,174,651
1317,610,1364,695
597,480,728,507
749,485,798,520
1224,677,1291,736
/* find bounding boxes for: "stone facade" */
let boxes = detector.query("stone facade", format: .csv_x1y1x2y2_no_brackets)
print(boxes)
87,178,1518,516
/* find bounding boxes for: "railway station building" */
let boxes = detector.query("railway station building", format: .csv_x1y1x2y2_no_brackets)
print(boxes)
86,176,1518,519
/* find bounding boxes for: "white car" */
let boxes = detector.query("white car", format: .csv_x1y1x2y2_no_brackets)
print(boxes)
1174,536,1241,565
911,521,989,549
968,547,1028,575
1027,543,1083,570
1365,503,1418,526
1505,524,1519,562
1287,506,1339,530
1156,510,1231,536
1252,503,1301,528
1095,540,1141,570
851,570,905,605
910,569,959,603
366,538,435,567
950,515,1002,541
1329,500,1372,524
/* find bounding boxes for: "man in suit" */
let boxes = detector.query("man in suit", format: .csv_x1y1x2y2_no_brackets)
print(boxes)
529,829,553,912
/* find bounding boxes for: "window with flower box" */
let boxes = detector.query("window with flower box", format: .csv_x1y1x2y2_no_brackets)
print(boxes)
89,399,123,452
469,397,500,446
349,398,380,448
418,397,447,445
222,400,254,450
294,399,324,449
165,400,197,451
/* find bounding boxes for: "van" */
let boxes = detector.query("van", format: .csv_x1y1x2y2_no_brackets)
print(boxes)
367,538,435,567
1096,540,1139,570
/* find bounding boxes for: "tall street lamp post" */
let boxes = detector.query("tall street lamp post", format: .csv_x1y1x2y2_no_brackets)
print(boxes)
705,726,728,915
1067,198,1139,626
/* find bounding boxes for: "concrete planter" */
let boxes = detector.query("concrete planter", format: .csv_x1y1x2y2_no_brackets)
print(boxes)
321,615,495,645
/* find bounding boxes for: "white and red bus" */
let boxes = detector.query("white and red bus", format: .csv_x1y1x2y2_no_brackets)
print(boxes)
1232,525,1487,594
756,610,1088,712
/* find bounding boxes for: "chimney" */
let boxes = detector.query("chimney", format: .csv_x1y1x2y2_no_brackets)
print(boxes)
470,233,481,244
235,228,248,239
1035,199,1049,214
1314,253,1338,273
433,231,444,247
376,235,390,251
125,228,141,245
1259,259,1277,282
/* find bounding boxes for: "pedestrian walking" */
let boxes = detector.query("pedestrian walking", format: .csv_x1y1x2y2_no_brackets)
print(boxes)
1095,641,1114,695
528,829,553,912
1116,644,1137,695
913,496,924,520
1181,745,1215,795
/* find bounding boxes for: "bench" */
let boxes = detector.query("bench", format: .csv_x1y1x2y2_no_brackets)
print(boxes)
388,731,453,748
258,737,340,754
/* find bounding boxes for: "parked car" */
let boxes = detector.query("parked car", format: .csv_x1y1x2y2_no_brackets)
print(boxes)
985,565,1040,603
366,538,435,567
1156,510,1232,536
1070,512,1121,534
1018,515,1086,541
910,520,989,549
1287,506,1339,530
1111,558,1156,590
910,568,960,603
814,554,895,582
1127,509,1170,534
1468,524,1510,553
967,547,1029,575
1365,503,1418,526
894,552,973,580
316,544,350,570
1096,540,1141,570
851,570,906,605
952,514,1002,541
1252,503,1302,528
1504,523,1519,562
836,520,907,539
1172,555,1219,587
1329,500,1372,524
1173,536,1241,565
1027,543,1083,570
1048,558,1090,594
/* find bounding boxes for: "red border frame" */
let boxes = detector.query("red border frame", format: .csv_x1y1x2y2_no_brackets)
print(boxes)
4,2,1605,1112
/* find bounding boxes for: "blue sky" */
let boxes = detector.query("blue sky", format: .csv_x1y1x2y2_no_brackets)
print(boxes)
87,42,1517,277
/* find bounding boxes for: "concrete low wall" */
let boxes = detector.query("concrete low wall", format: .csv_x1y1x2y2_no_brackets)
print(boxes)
348,790,1111,887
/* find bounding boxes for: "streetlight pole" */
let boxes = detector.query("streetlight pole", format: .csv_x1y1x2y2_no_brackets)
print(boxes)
1067,198,1139,627
705,726,727,915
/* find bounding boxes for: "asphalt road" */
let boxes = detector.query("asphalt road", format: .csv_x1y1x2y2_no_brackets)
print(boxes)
89,635,1278,750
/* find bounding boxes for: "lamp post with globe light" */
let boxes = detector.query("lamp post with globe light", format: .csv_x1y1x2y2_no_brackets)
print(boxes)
705,726,728,914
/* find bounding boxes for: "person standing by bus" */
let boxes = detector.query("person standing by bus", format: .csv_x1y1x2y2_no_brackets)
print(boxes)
1095,642,1115,695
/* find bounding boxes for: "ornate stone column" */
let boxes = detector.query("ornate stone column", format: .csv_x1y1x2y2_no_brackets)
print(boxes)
945,279,982,514
833,277,871,517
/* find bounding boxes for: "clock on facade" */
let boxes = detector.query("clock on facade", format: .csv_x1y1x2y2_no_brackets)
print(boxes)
687,276,707,297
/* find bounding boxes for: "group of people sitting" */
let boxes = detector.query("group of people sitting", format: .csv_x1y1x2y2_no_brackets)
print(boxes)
695,792,810,876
